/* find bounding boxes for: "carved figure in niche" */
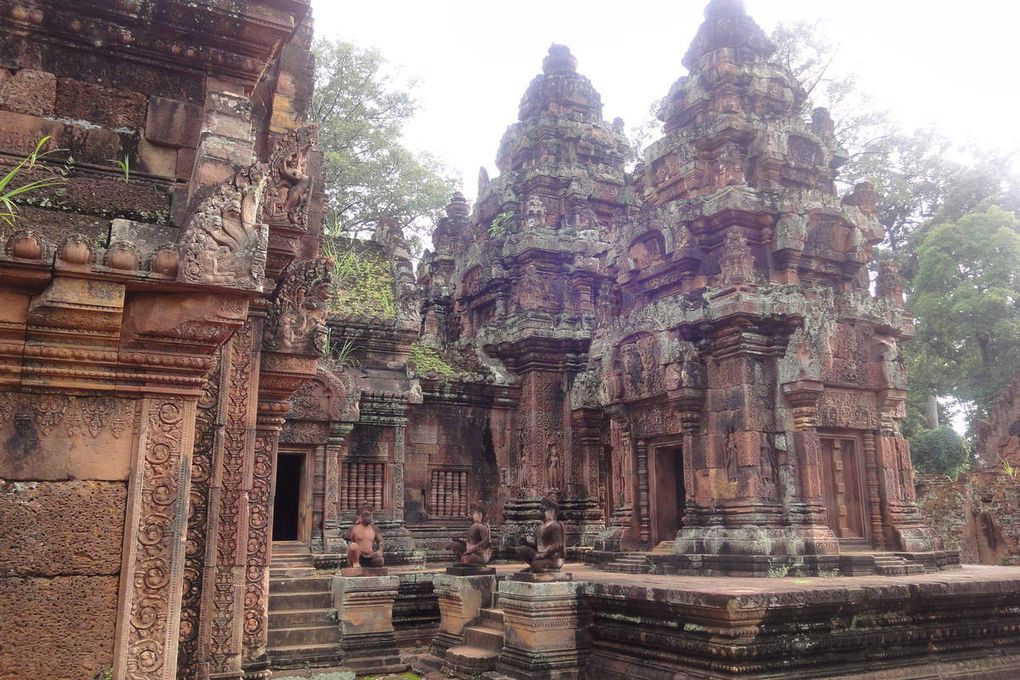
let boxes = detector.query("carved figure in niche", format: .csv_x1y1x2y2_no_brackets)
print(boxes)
680,343,706,389
719,230,754,286
875,336,907,390
716,142,746,187
724,429,739,482
525,195,547,229
516,496,566,573
345,505,385,570
446,501,492,567
775,212,808,252
759,433,780,501
277,150,310,220
546,442,562,491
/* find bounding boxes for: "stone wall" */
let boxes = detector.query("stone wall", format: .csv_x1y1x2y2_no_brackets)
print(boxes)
916,470,1020,565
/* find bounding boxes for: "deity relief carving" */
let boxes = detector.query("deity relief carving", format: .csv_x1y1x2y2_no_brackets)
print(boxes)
264,258,332,355
261,126,316,231
719,231,754,286
817,390,878,430
179,164,268,291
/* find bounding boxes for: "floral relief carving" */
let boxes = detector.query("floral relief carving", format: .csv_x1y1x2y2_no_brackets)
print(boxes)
125,397,187,680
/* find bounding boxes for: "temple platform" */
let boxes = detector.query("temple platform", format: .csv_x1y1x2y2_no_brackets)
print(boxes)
406,562,1020,679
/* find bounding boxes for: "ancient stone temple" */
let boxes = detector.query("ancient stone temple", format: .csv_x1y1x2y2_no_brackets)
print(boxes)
3,1,1020,679
0,1,328,678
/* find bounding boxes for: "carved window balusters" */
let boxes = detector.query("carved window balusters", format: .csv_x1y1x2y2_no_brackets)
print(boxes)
427,467,470,518
340,461,386,511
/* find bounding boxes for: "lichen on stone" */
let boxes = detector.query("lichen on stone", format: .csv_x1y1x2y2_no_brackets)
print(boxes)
410,342,454,377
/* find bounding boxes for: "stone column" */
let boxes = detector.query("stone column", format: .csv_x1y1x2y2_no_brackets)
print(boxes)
332,575,407,675
497,579,590,679
431,573,497,657
323,423,352,556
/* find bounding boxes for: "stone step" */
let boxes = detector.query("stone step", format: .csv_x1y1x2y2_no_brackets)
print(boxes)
272,541,312,555
269,590,333,611
651,540,676,555
269,607,336,628
480,608,504,627
267,643,343,670
268,624,340,647
444,644,499,675
269,575,332,594
270,567,316,578
464,625,504,653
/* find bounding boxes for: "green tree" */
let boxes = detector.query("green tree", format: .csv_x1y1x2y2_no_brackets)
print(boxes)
909,427,973,478
310,38,457,254
910,206,1020,420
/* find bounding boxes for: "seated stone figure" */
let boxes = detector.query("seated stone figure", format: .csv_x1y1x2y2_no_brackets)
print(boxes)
447,500,492,566
516,496,566,573
346,505,385,569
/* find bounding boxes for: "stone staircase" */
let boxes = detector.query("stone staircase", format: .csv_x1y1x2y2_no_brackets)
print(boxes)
267,541,342,669
651,540,675,555
604,553,653,574
442,607,505,677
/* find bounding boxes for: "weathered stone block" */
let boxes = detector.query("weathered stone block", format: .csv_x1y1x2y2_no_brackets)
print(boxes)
55,78,146,129
0,480,126,576
0,69,56,116
0,575,118,680
431,572,496,656
144,96,202,148
497,579,590,680
0,110,63,154
331,574,407,675
136,137,177,178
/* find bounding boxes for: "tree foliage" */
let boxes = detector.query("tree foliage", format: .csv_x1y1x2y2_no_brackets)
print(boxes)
909,427,973,478
910,207,1020,417
310,38,457,254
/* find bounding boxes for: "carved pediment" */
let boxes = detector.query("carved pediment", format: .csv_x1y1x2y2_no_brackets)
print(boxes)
265,257,333,355
178,164,268,291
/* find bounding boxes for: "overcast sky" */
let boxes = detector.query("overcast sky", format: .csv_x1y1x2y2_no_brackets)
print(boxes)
311,0,1020,201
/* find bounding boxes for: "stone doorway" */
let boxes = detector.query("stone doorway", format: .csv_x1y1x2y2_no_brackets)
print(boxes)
274,451,310,543
820,435,868,544
650,444,685,545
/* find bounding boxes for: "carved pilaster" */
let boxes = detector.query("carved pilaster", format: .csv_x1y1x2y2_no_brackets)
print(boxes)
635,439,650,547
198,321,260,680
323,423,352,554
114,396,196,680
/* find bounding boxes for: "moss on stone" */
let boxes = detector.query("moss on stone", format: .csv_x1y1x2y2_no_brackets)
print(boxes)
410,342,454,377
328,243,397,319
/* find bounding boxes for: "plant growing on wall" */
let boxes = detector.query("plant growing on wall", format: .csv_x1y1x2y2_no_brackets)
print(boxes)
1,136,72,226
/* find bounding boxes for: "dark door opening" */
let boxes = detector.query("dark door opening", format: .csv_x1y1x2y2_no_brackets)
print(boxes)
651,445,685,546
273,453,304,541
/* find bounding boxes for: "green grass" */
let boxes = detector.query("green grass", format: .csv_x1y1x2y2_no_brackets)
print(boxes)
325,239,397,319
410,342,454,376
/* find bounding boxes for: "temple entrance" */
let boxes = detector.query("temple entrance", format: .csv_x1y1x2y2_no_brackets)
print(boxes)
819,435,868,544
650,444,685,545
273,451,307,542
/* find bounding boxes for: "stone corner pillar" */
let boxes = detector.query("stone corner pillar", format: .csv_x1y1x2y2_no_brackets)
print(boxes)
331,574,407,676
431,572,497,657
497,579,590,680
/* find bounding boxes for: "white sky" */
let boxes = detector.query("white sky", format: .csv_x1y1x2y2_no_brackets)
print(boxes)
311,0,1020,202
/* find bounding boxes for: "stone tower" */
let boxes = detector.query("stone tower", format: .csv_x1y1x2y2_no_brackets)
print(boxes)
576,0,942,570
